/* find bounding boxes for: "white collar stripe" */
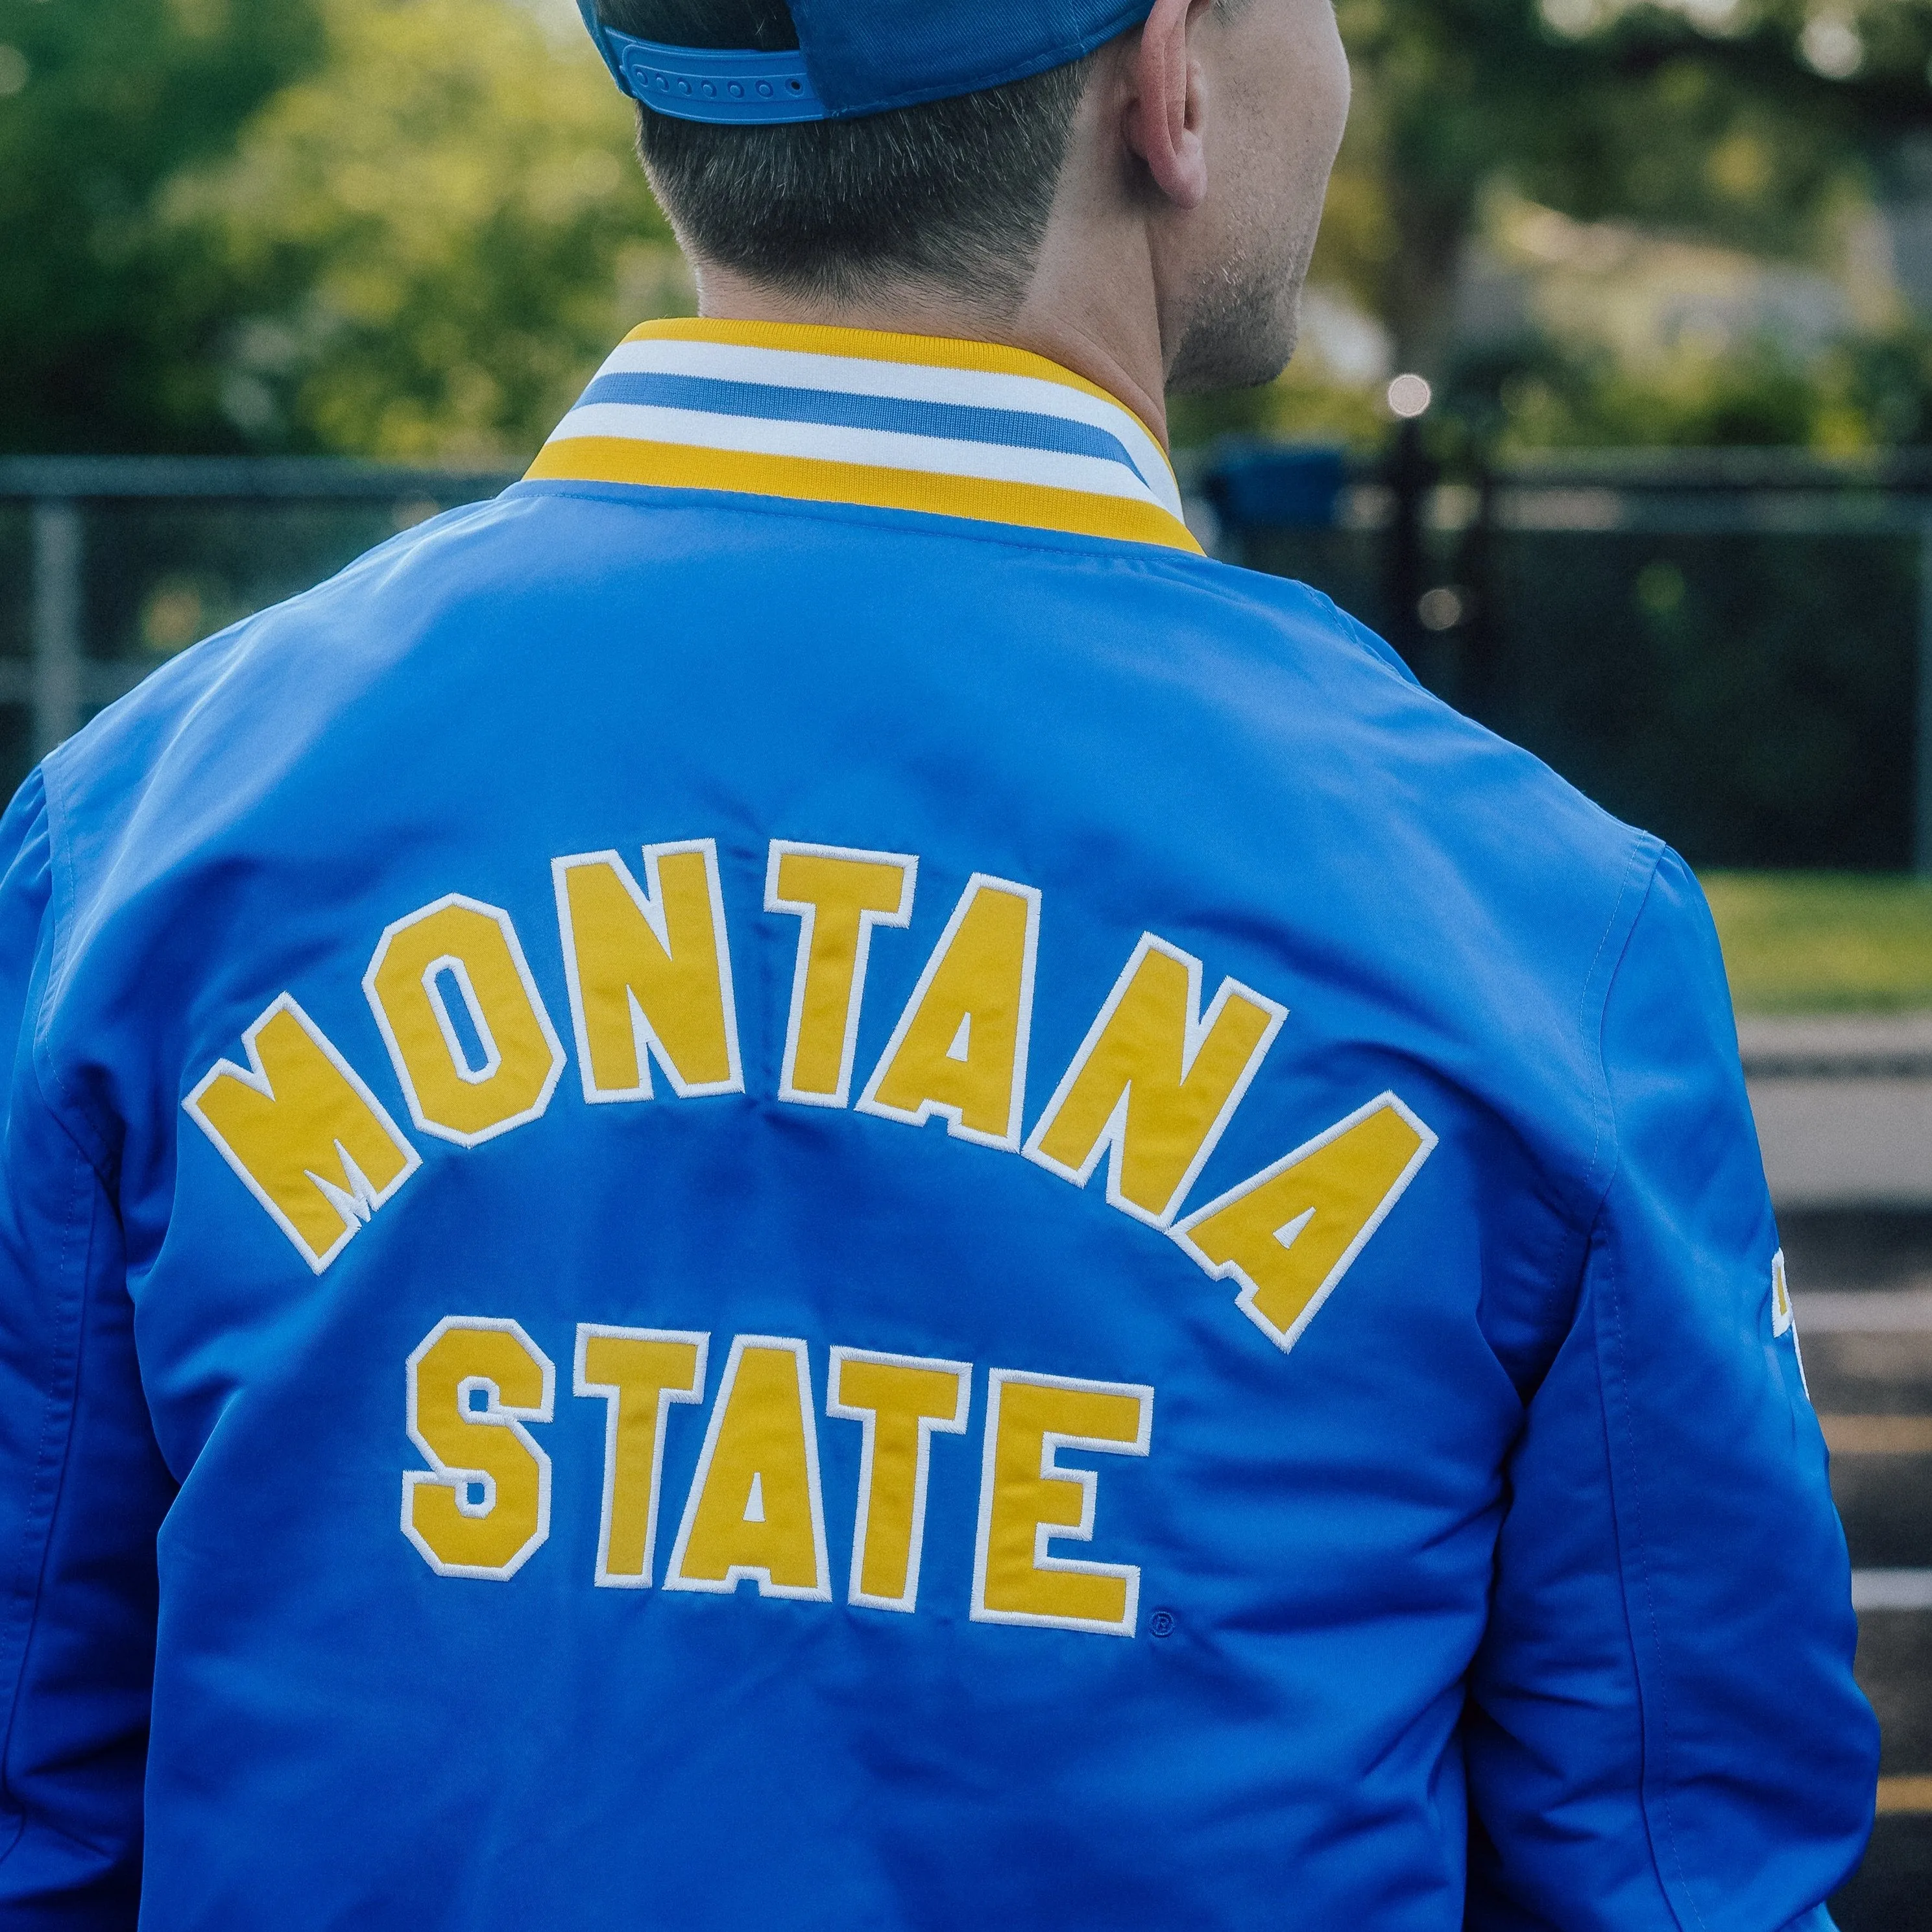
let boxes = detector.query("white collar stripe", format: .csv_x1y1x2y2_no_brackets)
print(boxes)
549,401,1160,503
575,337,1182,516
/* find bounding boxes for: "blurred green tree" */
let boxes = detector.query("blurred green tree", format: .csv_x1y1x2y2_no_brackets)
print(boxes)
165,0,675,459
1315,0,1920,376
0,0,326,451
12,0,1932,458
0,0,671,459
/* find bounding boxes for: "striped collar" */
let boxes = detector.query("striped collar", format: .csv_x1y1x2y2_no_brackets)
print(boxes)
525,319,1200,555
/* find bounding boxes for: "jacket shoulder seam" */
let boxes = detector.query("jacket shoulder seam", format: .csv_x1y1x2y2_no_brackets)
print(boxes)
30,758,114,1183
1591,1209,1708,1932
0,1136,101,1865
1576,834,1667,1222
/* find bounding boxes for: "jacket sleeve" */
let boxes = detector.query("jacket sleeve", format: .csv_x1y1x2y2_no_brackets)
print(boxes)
1464,846,1878,1931
0,768,175,1927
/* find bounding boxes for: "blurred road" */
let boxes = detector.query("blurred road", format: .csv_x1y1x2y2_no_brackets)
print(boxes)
1744,1015,1932,1208
1793,1264,1932,1930
1750,1022,1932,1929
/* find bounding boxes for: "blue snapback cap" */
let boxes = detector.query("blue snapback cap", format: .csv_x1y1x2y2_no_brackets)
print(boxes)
577,0,1155,125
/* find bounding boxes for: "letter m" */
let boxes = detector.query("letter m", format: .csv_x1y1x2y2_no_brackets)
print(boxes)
185,995,420,1273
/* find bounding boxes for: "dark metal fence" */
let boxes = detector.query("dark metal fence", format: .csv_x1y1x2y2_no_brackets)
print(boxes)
8,450,1932,873
1200,439,1932,875
0,457,518,777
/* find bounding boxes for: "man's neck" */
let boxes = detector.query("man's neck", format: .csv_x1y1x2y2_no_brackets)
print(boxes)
691,261,1173,450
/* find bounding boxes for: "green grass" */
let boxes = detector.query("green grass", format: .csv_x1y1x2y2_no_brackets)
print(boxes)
1701,873,1932,1014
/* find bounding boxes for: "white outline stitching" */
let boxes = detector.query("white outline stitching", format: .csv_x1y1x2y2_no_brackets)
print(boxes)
663,1335,832,1602
402,1315,555,1580
1770,1249,1811,1396
1170,1091,1438,1355
573,1324,710,1589
970,1367,1153,1639
363,893,565,1148
422,955,503,1086
766,840,918,1109
854,873,1041,1152
552,841,745,1104
1022,932,1286,1229
826,1347,971,1613
182,992,420,1274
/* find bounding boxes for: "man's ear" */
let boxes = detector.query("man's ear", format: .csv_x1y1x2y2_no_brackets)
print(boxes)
1121,0,1211,211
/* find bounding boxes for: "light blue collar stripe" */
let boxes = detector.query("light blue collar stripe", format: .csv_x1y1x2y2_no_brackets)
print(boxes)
577,372,1142,475
597,335,1185,514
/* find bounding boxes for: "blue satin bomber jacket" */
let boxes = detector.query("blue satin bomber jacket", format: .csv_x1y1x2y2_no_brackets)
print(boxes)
0,324,1878,1929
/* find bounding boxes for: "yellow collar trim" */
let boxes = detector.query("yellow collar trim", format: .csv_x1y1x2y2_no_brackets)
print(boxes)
526,319,1200,555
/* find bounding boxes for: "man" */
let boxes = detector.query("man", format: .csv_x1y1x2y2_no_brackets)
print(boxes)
0,0,1875,1924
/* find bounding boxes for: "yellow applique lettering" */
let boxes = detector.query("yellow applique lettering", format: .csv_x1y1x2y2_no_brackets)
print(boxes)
971,1369,1152,1637
574,1325,708,1588
827,1348,970,1612
364,895,564,1146
857,874,1039,1150
553,843,743,1102
1024,935,1285,1227
403,1317,555,1578
1769,1248,1809,1394
665,1337,830,1600
1173,1093,1436,1353
184,994,418,1274
766,841,917,1107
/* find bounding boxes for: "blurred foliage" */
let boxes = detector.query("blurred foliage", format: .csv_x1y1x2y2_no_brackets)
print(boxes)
0,0,327,452
13,0,1932,456
1704,871,1932,1010
1429,324,1932,453
1315,0,1932,370
1172,327,1932,455
1170,358,1390,451
0,0,671,459
165,0,677,458
1471,524,1917,865
1189,0,1932,453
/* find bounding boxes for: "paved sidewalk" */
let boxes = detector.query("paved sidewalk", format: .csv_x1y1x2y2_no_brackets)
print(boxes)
1740,1014,1932,1207
1798,1290,1932,1929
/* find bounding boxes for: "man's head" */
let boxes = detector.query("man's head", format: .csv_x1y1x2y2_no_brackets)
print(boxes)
590,0,1349,396
596,0,1094,314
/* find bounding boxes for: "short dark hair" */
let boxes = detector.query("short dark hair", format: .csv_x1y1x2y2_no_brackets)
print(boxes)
596,0,1094,306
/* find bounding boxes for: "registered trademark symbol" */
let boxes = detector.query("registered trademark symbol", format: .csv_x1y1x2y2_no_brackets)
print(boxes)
1149,1609,1175,1638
